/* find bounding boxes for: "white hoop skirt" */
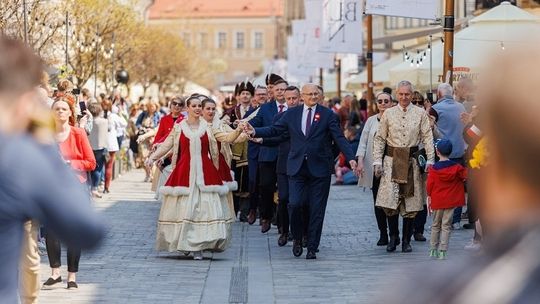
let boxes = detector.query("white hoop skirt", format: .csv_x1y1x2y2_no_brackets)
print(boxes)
155,187,233,252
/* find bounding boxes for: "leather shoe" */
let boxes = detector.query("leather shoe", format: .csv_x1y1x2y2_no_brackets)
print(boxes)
247,210,256,225
377,233,389,246
386,235,398,252
414,233,427,242
278,233,288,247
292,240,303,257
402,241,412,253
463,223,474,230
306,251,317,259
261,220,271,233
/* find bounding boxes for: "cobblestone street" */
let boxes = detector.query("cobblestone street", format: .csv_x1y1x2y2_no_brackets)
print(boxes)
39,170,473,304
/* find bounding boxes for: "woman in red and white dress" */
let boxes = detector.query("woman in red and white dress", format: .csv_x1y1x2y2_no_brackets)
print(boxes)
147,96,242,260
201,98,248,220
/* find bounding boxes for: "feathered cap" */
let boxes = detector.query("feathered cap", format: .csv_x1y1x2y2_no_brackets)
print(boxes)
235,81,255,96
265,73,284,86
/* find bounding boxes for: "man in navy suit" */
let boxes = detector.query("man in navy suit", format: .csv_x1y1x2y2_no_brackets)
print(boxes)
244,85,268,224
248,79,289,233
243,84,357,259
256,85,307,247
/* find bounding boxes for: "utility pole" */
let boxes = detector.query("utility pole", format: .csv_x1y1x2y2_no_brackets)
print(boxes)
366,14,374,116
429,35,433,95
443,0,455,85
319,68,323,88
65,11,69,68
336,57,342,99
23,0,28,44
111,32,116,89
94,26,99,98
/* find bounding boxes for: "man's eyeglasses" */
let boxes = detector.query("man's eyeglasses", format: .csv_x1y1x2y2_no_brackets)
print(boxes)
302,92,320,97
377,99,391,104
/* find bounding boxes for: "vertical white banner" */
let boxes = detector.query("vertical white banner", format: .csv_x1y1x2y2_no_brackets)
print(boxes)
319,0,363,54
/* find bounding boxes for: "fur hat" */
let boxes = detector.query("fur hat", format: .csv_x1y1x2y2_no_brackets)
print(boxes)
265,73,284,86
236,81,255,96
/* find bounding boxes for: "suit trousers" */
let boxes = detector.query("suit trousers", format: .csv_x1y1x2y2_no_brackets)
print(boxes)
258,161,277,221
20,220,40,304
289,160,331,252
248,157,260,211
277,173,289,234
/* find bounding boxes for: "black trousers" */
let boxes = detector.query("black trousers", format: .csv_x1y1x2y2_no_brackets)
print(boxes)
414,205,427,234
258,161,277,221
372,176,399,237
289,161,331,252
248,157,260,211
46,232,81,273
277,173,289,233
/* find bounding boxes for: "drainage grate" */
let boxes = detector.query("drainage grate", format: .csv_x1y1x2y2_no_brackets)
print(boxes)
228,266,248,303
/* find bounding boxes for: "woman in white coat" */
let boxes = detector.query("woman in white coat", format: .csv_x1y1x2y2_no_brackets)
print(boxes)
355,92,399,248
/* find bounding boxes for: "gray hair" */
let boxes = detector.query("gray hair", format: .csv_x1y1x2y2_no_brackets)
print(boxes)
396,80,414,93
437,83,454,96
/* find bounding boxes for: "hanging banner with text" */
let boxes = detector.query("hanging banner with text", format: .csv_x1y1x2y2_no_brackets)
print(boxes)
319,0,363,54
365,0,440,20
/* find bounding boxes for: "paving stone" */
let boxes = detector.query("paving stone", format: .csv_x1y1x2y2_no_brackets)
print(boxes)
39,170,473,304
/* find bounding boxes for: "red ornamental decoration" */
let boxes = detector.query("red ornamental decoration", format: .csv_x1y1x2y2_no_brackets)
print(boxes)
314,113,320,122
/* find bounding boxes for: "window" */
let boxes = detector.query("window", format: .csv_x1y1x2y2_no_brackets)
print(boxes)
182,32,191,47
254,32,263,49
199,32,207,48
217,32,227,49
236,32,245,49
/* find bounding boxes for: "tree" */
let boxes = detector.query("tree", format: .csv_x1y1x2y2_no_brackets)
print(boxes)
66,0,140,91
0,0,66,64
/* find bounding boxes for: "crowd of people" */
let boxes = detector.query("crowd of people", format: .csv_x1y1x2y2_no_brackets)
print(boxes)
4,31,540,304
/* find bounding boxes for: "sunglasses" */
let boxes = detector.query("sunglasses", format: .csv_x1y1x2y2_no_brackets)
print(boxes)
171,102,181,106
377,99,391,104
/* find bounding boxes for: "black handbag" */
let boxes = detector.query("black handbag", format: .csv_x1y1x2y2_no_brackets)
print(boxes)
412,148,427,172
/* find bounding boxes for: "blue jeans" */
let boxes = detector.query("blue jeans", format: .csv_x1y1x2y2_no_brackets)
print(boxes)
91,149,106,189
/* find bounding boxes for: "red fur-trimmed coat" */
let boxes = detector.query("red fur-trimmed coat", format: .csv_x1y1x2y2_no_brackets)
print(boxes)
149,118,245,196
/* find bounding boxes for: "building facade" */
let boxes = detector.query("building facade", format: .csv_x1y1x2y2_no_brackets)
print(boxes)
148,0,285,88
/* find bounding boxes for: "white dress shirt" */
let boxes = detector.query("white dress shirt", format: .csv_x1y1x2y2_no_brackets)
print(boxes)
275,101,288,113
301,104,317,135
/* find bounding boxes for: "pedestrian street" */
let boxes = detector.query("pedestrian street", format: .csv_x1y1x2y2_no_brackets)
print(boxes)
39,170,473,304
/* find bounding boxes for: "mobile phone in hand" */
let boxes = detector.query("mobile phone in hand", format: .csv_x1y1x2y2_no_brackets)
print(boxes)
79,101,87,113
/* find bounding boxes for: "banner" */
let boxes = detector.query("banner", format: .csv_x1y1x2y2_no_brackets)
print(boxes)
319,0,363,54
287,34,315,79
365,0,440,20
290,20,334,70
304,0,324,21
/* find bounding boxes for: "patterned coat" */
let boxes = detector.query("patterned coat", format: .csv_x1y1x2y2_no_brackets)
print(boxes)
373,103,434,214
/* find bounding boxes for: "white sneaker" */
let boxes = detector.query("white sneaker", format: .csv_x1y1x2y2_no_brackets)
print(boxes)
452,223,462,230
464,241,482,251
193,251,203,260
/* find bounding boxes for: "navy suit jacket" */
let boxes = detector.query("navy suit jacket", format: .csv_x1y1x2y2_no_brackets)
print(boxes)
249,100,284,162
244,107,260,161
261,111,290,175
254,104,355,177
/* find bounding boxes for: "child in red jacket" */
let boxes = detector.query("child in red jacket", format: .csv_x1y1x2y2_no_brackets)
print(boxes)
427,139,467,260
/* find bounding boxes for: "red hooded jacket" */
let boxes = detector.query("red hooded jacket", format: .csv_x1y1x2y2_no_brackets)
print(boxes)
427,160,467,210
